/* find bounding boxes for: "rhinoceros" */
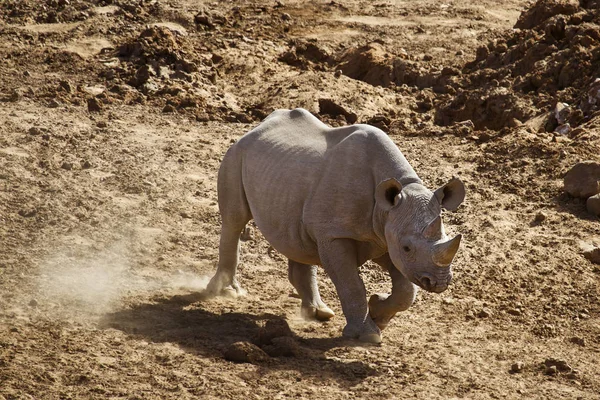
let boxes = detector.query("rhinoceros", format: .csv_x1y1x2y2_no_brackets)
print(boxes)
207,108,465,343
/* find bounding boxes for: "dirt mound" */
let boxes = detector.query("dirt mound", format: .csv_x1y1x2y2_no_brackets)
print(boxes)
436,0,600,130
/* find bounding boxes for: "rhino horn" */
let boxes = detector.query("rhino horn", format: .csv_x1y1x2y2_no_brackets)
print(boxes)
432,234,462,267
422,215,442,239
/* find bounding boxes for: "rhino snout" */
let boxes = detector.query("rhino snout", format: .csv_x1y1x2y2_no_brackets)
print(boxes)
415,271,452,293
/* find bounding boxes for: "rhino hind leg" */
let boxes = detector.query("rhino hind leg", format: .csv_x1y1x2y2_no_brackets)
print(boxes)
207,149,251,297
368,254,417,330
288,260,335,321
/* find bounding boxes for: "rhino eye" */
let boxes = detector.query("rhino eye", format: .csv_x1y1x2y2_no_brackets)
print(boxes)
402,246,411,253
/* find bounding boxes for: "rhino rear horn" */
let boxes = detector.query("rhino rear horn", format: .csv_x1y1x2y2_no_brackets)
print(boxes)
422,215,443,240
432,234,462,267
434,177,466,211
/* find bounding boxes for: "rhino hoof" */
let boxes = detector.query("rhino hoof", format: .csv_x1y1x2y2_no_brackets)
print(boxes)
358,333,382,344
315,306,335,321
301,305,335,321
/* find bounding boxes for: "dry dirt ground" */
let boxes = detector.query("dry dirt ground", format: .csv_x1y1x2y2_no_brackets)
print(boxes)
1,0,600,399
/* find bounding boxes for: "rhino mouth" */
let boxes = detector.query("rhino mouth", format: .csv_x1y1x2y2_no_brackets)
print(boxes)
415,272,452,293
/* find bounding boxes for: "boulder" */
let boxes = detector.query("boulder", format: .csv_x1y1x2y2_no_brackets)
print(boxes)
587,194,600,216
564,161,600,198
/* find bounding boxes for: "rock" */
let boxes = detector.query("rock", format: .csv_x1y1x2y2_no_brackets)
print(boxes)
534,212,547,223
554,123,571,135
240,226,254,241
223,341,269,363
96,121,108,129
583,247,600,264
256,319,294,346
544,357,572,373
61,162,73,170
318,98,358,124
163,104,176,113
87,98,103,113
81,160,92,169
564,161,600,199
28,299,38,307
18,208,37,218
28,127,42,136
59,80,73,93
48,99,61,108
569,336,585,346
262,336,301,357
477,308,492,318
511,361,524,373
554,102,570,125
586,194,600,216
545,365,558,375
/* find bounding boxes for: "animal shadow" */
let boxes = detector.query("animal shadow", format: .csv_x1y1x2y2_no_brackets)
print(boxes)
99,291,379,384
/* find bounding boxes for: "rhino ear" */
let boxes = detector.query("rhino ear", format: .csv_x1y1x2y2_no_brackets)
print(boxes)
434,177,465,211
375,178,403,211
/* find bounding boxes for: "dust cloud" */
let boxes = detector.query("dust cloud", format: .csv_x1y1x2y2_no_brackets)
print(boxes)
35,242,211,318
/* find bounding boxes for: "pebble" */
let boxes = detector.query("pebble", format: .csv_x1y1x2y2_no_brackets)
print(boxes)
28,299,38,307
570,336,585,346
87,97,102,112
61,162,73,170
534,212,546,223
223,341,269,364
477,308,492,318
96,121,108,128
28,127,42,136
511,361,524,373
583,247,600,264
586,194,600,216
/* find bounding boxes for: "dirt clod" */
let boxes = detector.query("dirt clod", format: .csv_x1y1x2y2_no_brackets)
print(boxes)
223,341,269,364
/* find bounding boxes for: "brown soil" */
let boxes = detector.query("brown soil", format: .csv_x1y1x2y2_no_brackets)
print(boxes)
1,0,599,399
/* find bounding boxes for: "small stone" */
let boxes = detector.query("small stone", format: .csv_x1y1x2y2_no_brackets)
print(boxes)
96,121,108,128
586,194,600,217
81,160,92,169
48,99,60,108
29,299,38,307
59,80,73,93
507,308,522,316
465,310,475,320
240,226,254,241
544,358,572,373
554,123,571,135
545,365,558,375
477,308,492,318
223,341,269,364
455,49,464,56
28,127,42,136
423,54,433,61
583,247,600,264
442,297,455,305
61,162,73,170
564,161,600,199
507,117,522,128
511,361,524,373
163,104,176,113
570,336,585,346
281,12,292,21
87,98,102,112
534,212,546,223
18,208,37,218
334,69,342,78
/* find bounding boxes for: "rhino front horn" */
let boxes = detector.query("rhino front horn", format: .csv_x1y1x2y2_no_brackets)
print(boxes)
432,234,462,267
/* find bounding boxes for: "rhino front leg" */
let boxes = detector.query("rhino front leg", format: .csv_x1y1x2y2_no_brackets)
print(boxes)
369,253,417,330
319,239,381,343
288,261,335,321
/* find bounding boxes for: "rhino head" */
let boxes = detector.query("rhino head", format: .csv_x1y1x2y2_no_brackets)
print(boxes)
375,177,466,293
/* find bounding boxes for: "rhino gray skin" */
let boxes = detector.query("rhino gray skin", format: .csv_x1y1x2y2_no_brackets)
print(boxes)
207,108,465,343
